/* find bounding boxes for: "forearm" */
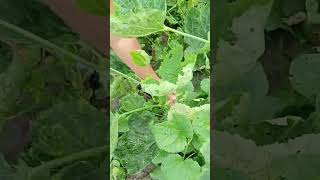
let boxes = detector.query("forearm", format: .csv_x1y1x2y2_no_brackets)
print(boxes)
110,35,160,80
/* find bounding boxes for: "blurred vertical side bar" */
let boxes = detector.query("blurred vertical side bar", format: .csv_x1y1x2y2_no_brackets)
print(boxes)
212,0,320,179
210,0,215,180
0,0,109,179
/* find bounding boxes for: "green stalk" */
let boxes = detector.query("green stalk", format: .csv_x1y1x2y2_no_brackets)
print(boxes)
164,26,210,44
110,68,140,84
183,139,193,159
0,18,139,83
0,18,99,70
29,145,107,179
119,105,161,117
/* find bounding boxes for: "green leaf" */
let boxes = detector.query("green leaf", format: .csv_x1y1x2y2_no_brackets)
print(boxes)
118,116,129,133
111,165,126,180
157,44,184,83
159,154,201,180
176,62,197,102
113,112,158,175
306,0,320,24
214,130,320,179
111,76,137,99
177,63,195,88
200,164,210,180
192,109,210,142
200,78,210,95
30,100,107,158
130,50,151,67
200,140,210,164
230,3,273,60
290,54,320,98
150,167,165,180
152,150,170,164
120,93,145,112
110,9,166,37
214,60,268,101
114,0,166,14
74,0,107,16
213,0,272,43
184,3,210,51
232,93,284,124
150,113,193,153
142,79,177,97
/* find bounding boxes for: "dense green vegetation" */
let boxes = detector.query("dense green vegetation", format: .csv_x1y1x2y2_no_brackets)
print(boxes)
0,0,108,179
110,0,210,179
214,0,320,179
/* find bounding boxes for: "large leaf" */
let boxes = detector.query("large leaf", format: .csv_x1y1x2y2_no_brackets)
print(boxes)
113,112,158,175
232,93,285,124
191,105,210,142
214,61,269,101
119,93,145,112
157,154,201,180
150,113,193,153
114,0,166,14
214,1,273,101
214,130,320,179
110,9,166,37
290,54,320,98
31,100,107,158
157,44,184,83
184,3,210,51
230,3,273,60
142,79,177,97
213,0,272,42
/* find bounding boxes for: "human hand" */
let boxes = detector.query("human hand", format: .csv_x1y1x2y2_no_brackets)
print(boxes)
167,93,177,106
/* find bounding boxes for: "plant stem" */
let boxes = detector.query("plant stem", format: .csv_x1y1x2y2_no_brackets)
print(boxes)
0,18,139,84
164,26,210,44
185,152,196,160
29,145,107,179
167,5,177,13
110,68,140,84
183,139,193,159
0,18,99,70
119,105,161,117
